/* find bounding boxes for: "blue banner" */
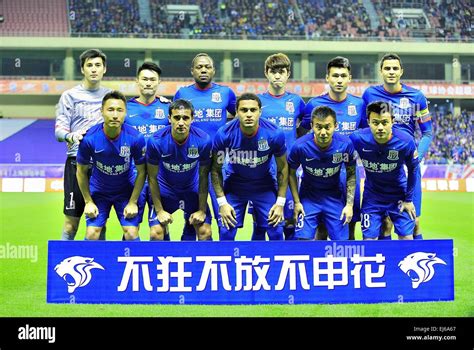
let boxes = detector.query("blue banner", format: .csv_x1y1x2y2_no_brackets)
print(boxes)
47,240,454,304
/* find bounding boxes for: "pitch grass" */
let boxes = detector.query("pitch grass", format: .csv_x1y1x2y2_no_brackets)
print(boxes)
0,192,472,317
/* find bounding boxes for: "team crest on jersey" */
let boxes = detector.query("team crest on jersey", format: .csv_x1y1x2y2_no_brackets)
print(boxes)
119,146,131,157
399,98,410,109
332,153,343,163
211,92,222,103
285,101,295,113
258,138,270,151
347,105,357,116
155,109,165,119
387,150,399,160
187,147,199,159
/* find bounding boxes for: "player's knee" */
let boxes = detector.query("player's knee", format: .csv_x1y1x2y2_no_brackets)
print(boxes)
86,227,101,240
123,227,139,240
64,217,79,234
150,225,165,241
197,224,212,241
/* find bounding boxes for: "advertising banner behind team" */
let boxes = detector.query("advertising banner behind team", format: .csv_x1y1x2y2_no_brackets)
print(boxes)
47,240,454,304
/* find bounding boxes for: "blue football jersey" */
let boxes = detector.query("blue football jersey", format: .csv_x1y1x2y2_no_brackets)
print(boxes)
302,93,367,134
146,125,212,193
257,91,305,148
362,84,431,138
288,133,355,196
174,83,236,139
77,123,146,194
213,118,286,193
350,128,419,202
125,97,170,139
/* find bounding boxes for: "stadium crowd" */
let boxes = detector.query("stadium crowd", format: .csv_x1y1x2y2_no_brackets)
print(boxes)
424,110,473,165
68,0,472,41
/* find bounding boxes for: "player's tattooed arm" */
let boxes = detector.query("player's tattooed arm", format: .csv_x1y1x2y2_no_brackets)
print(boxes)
275,154,289,198
198,163,211,212
211,152,225,198
345,165,356,206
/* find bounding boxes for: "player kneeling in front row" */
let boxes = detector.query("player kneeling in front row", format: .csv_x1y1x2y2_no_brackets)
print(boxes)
146,99,212,241
289,106,356,240
349,101,419,240
76,91,147,240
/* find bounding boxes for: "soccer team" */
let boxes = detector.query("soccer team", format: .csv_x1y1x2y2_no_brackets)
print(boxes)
55,49,432,241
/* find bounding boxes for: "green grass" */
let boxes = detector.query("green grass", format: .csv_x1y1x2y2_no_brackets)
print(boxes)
0,192,473,317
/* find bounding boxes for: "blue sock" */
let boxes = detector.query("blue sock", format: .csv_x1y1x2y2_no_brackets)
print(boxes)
379,235,392,240
414,234,423,240
181,222,196,241
98,226,106,240
284,226,295,240
251,222,266,240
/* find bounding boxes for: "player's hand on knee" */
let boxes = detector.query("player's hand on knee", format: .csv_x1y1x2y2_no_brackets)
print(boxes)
340,205,353,225
293,202,305,223
157,210,173,225
84,202,99,218
124,202,138,219
268,204,284,227
219,204,237,229
189,210,206,225
400,201,416,220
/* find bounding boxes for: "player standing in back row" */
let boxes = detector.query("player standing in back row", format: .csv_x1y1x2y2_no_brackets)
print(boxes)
251,53,305,240
301,56,366,240
362,53,432,240
55,49,111,241
174,53,236,240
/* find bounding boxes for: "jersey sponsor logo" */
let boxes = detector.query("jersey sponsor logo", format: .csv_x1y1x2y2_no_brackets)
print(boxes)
347,105,357,116
399,97,410,109
285,101,295,113
211,92,222,103
55,256,104,293
257,138,270,151
155,109,165,119
332,153,343,163
387,150,399,160
119,146,131,157
398,252,446,289
187,147,199,159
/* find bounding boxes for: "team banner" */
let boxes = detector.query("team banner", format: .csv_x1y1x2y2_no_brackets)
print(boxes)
47,240,454,304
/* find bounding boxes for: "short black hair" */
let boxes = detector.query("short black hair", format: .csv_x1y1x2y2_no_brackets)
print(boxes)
169,99,194,117
366,101,393,120
102,90,126,108
191,53,214,68
380,53,403,69
236,93,261,110
311,106,337,125
137,61,162,77
80,49,107,68
327,56,351,74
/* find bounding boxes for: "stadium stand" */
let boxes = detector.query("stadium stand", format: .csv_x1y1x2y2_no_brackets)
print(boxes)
0,0,68,36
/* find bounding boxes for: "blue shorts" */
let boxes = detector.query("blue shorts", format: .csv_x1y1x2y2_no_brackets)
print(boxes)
360,196,415,239
148,187,212,226
218,189,284,241
86,190,145,228
248,186,294,222
294,193,349,240
340,166,361,223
